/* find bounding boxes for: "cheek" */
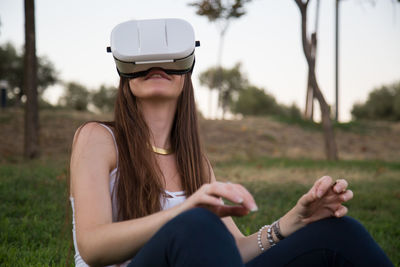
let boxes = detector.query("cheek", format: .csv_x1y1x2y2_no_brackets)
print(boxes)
129,79,138,89
128,79,142,95
175,75,185,93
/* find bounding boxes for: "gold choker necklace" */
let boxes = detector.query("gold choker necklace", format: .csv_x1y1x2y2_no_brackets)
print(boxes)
152,145,174,155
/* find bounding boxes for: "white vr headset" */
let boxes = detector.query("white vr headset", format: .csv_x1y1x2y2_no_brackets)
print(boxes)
107,18,200,78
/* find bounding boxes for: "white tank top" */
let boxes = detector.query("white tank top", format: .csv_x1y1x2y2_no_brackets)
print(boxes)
70,123,186,267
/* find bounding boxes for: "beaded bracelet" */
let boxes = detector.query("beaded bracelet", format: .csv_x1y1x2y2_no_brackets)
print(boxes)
266,225,276,247
272,220,285,241
257,225,268,251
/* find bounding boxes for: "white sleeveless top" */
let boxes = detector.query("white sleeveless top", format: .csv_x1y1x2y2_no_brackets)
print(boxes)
70,123,186,267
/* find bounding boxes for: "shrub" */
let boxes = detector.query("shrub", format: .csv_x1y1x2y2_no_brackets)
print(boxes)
351,81,400,121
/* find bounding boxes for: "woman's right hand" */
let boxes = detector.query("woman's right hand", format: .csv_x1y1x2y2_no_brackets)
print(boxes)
181,182,258,217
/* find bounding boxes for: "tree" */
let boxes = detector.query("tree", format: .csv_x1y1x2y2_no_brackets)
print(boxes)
233,85,302,118
24,0,39,159
59,82,90,111
189,0,252,65
0,42,57,105
294,0,338,160
199,63,248,118
91,84,117,113
0,43,21,100
233,85,279,116
189,0,252,117
351,81,400,121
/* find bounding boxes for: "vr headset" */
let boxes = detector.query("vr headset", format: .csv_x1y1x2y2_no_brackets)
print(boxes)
107,18,200,79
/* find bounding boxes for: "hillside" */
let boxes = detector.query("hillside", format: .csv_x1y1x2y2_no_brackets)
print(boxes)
1,108,399,163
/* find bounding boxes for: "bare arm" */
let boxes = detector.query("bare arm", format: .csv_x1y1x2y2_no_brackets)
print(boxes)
208,167,353,263
70,123,253,266
72,123,352,265
70,123,191,266
221,206,304,263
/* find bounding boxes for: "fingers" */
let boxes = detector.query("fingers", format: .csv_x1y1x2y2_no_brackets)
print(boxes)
314,176,333,198
298,189,317,207
299,176,331,206
197,192,225,207
232,183,258,211
334,205,348,217
333,179,348,194
300,176,353,207
202,182,258,212
315,176,352,198
332,178,353,202
215,205,250,217
339,189,353,202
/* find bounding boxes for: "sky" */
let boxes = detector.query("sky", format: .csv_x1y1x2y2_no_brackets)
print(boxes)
1,0,399,121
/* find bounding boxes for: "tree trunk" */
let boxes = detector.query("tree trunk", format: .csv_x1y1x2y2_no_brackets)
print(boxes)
304,33,316,120
304,0,320,121
24,0,40,159
217,24,228,120
295,0,338,160
310,68,338,160
304,75,314,120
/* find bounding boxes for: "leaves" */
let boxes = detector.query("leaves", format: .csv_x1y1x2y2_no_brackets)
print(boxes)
189,0,252,22
0,42,58,102
199,63,248,115
91,85,117,113
351,81,400,121
199,63,302,118
58,82,90,111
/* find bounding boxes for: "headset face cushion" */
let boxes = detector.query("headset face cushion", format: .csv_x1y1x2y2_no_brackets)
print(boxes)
109,18,198,78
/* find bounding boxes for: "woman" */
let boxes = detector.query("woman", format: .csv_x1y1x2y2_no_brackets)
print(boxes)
69,26,393,267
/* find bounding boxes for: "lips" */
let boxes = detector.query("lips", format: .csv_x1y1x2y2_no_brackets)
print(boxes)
144,69,171,80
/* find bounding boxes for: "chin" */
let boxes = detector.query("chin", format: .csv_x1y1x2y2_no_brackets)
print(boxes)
141,86,182,99
140,92,180,101
131,84,182,101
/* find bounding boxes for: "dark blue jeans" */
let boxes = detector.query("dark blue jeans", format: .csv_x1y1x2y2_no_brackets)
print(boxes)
127,208,393,267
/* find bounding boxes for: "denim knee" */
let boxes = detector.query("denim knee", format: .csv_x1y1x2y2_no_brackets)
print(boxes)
301,216,384,254
162,208,243,266
312,216,368,237
165,207,232,240
128,208,243,267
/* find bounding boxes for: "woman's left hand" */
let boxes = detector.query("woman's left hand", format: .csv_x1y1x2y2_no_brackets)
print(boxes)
293,176,353,225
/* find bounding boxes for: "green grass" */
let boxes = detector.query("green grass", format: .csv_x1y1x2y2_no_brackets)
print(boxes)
233,179,400,265
228,157,400,266
270,114,386,134
218,155,400,171
0,159,73,267
270,115,322,131
1,157,399,266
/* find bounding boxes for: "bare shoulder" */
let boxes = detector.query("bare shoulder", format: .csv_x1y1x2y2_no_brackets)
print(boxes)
73,122,114,148
71,122,117,169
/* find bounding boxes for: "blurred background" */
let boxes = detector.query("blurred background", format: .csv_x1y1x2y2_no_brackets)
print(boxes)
1,0,400,161
1,0,399,120
1,0,400,266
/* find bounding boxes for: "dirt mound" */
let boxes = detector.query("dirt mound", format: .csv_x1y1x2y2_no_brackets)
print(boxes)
1,109,399,163
200,117,400,163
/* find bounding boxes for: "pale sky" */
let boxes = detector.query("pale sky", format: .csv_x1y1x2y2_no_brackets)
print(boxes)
1,0,399,121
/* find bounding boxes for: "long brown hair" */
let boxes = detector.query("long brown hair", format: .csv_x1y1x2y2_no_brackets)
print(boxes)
108,73,210,220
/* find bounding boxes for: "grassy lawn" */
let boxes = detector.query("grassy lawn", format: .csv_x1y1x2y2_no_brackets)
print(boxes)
0,159,72,267
1,157,399,266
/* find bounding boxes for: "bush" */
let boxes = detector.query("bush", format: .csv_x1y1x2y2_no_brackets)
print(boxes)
351,81,400,121
91,85,117,113
232,85,301,119
233,86,279,116
58,82,90,111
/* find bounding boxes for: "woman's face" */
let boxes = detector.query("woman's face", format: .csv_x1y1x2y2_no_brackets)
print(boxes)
128,68,185,100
